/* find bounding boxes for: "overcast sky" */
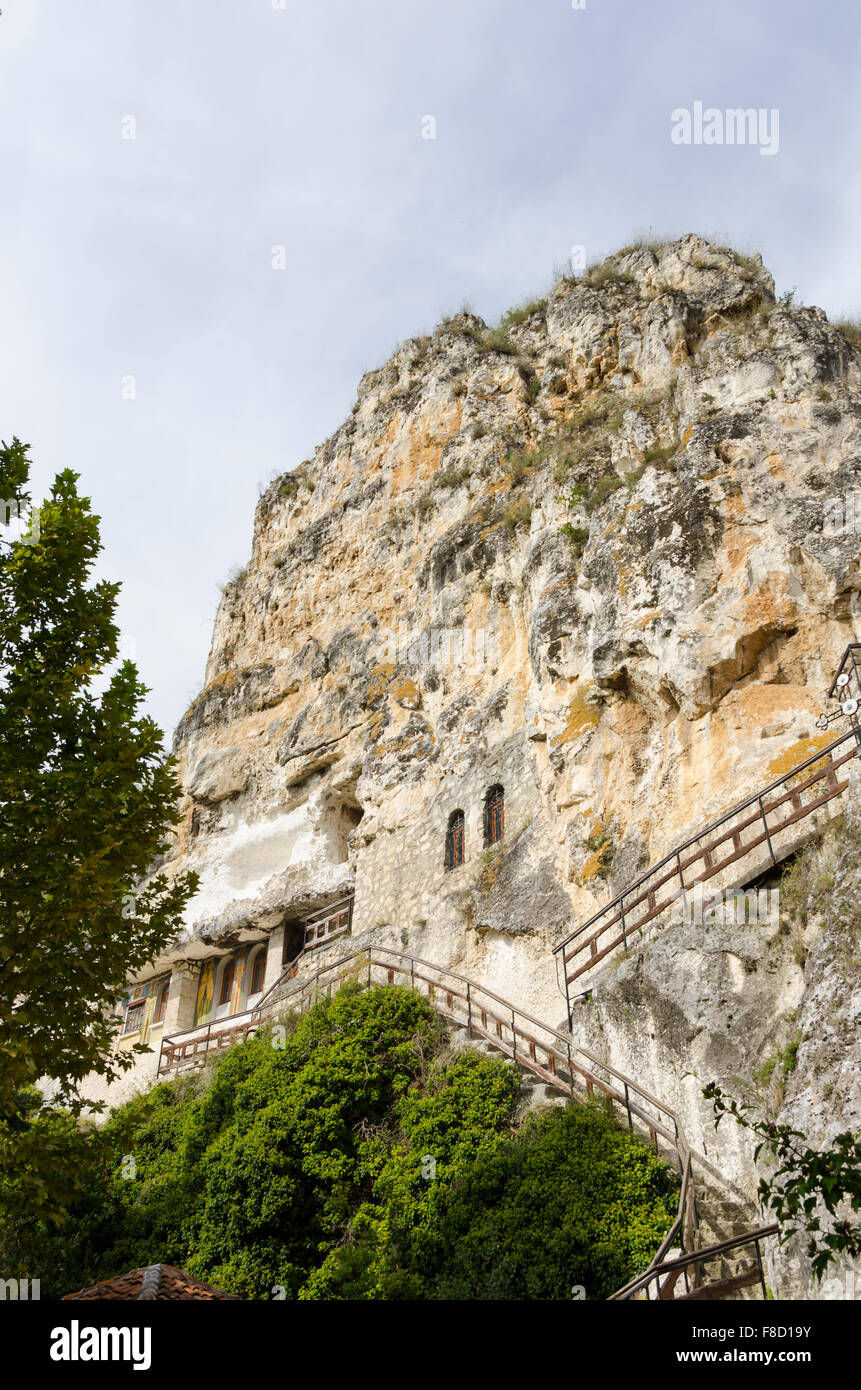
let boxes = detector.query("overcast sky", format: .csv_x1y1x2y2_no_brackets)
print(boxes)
1,0,860,738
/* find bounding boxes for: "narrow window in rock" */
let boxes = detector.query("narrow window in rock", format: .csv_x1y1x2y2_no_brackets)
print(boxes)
250,950,266,996
445,810,465,870
218,960,235,1008
484,785,504,845
154,979,169,1025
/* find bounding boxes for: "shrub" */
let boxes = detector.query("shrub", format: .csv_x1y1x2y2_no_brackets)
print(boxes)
501,496,532,531
424,1104,679,1300
559,523,589,553
587,474,625,511
498,299,547,332
1,986,678,1301
481,328,518,356
642,443,677,470
222,563,248,590
835,318,861,349
580,259,636,290
506,448,535,486
433,464,471,492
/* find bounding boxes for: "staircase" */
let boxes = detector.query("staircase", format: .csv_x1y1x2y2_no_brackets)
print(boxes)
553,727,859,1023
156,940,774,1300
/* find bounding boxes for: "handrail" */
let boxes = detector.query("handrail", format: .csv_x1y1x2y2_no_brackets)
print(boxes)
154,940,780,1300
609,1223,779,1301
303,895,355,924
250,944,315,1017
553,727,858,1019
241,942,701,1287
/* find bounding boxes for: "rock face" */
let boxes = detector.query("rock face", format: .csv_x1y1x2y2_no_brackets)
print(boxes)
129,235,861,1296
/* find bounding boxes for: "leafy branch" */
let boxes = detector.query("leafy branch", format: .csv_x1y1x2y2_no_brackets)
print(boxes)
703,1082,861,1280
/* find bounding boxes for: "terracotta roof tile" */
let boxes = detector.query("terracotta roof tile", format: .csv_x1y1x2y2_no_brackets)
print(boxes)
63,1264,241,1301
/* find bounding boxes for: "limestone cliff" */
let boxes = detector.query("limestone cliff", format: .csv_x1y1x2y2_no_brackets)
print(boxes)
155,234,860,1296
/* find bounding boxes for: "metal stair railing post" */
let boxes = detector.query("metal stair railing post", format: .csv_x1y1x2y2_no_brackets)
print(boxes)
554,728,856,985
758,794,777,866
754,1231,767,1300
155,938,756,1295
676,851,687,917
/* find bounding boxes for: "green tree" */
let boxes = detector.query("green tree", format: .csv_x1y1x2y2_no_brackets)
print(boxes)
0,984,679,1300
422,1102,679,1300
0,437,197,1220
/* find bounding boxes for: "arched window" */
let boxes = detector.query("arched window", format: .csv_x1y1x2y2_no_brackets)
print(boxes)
250,950,266,996
445,810,465,870
484,785,504,845
218,959,235,1007
154,979,169,1025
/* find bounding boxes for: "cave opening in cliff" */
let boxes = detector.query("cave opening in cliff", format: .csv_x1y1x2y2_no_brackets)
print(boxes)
323,787,365,862
281,919,305,964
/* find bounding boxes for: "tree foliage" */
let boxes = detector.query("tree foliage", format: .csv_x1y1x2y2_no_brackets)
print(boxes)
0,984,678,1299
0,438,197,1219
704,1082,861,1280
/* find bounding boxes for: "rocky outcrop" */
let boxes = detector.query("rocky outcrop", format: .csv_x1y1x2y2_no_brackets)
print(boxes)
150,235,861,1297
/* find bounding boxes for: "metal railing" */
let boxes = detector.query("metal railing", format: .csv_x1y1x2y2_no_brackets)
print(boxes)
154,940,781,1300
303,895,353,952
157,1007,259,1077
609,1223,779,1301
250,943,701,1283
554,728,858,1024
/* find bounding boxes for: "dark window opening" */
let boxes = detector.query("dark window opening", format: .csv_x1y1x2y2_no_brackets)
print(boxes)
445,810,465,870
218,960,235,1007
250,952,266,995
484,785,504,846
282,920,305,965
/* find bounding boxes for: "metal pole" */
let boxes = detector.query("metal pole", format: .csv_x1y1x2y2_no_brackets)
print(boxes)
619,894,628,951
754,1237,767,1300
466,982,472,1037
759,795,777,866
676,852,688,916
511,1008,516,1060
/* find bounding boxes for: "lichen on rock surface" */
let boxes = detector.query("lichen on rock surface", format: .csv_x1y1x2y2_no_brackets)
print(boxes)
113,235,861,1297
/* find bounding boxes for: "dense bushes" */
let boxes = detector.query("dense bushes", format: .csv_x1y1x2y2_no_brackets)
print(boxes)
0,984,678,1300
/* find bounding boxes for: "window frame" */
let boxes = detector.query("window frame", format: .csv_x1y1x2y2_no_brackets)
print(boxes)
218,959,235,1008
122,997,147,1037
484,785,505,846
153,979,169,1025
445,809,466,870
249,950,266,997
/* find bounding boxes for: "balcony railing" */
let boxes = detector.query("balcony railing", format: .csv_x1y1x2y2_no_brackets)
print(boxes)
157,1008,259,1077
303,896,353,951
